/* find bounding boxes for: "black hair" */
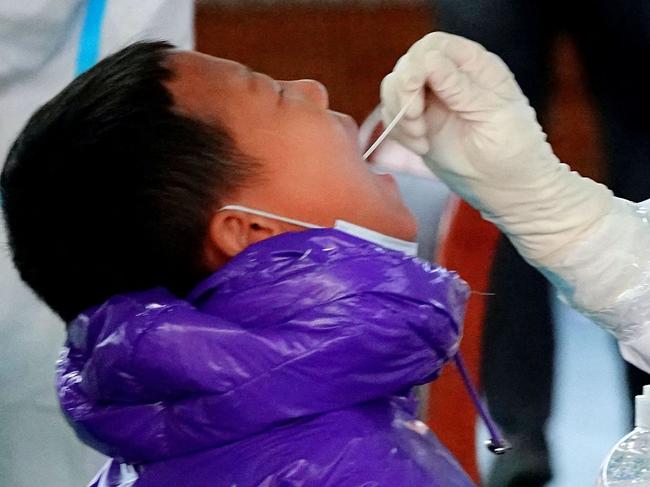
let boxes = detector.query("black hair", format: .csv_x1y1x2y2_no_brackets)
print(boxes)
1,41,257,321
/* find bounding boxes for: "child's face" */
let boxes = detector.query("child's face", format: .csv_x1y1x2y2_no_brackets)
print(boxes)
167,51,417,241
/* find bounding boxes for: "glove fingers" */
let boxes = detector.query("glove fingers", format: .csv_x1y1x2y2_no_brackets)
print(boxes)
393,53,426,91
381,32,462,123
384,31,520,117
424,51,481,112
384,122,430,155
442,36,521,100
380,72,401,120
439,34,485,68
494,76,525,101
401,88,426,120
389,60,427,119
381,72,423,121
425,50,515,114
392,35,458,119
396,116,428,137
380,105,428,139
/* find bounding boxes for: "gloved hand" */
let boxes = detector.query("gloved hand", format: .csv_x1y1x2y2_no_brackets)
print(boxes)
380,32,613,266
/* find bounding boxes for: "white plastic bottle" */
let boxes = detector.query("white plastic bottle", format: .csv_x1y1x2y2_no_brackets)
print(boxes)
597,385,650,486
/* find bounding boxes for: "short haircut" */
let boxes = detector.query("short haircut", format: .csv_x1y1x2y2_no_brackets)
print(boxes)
1,41,257,321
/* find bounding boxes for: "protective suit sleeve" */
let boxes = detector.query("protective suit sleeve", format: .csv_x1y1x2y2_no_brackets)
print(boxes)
541,198,650,373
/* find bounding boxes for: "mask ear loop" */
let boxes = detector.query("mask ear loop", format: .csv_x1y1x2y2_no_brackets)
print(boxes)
363,89,422,161
218,205,323,229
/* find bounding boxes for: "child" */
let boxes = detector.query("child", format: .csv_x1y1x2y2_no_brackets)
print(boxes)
1,41,476,486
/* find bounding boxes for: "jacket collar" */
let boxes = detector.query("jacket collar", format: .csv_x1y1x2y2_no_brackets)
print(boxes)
59,229,469,463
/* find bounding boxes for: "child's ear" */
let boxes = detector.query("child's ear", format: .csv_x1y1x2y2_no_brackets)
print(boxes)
203,210,286,268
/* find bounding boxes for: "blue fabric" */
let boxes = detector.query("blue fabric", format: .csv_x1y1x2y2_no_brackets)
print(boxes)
76,0,107,75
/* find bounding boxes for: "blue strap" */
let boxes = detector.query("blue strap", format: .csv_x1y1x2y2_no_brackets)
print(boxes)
75,0,108,75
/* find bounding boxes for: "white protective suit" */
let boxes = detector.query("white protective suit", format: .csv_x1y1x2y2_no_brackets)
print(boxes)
381,32,650,374
0,1,193,485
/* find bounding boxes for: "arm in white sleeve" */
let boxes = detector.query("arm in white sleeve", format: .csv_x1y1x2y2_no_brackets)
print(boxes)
381,32,650,372
541,197,650,372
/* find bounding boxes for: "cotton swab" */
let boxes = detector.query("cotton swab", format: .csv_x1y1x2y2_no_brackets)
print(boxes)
362,89,421,161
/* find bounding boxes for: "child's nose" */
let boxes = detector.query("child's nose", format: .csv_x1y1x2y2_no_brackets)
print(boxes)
284,79,329,109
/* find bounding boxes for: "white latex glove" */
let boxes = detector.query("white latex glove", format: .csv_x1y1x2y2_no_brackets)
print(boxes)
382,32,650,373
380,32,613,267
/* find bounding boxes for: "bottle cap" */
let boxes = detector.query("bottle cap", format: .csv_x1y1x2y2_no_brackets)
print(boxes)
635,385,650,428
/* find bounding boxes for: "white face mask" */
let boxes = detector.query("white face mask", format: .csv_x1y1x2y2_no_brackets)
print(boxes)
218,205,419,257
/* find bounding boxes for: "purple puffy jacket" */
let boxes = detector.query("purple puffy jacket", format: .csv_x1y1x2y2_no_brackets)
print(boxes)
57,229,475,486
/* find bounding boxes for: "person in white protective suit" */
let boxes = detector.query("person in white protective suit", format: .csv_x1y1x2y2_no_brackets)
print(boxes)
0,1,193,485
381,31,650,375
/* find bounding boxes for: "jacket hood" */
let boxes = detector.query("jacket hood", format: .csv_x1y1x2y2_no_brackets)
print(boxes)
57,229,469,464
